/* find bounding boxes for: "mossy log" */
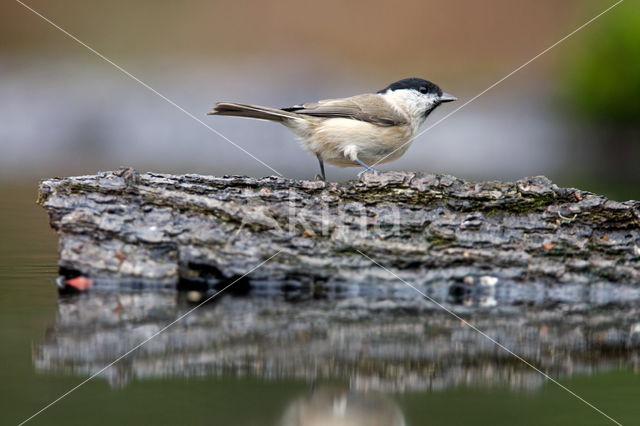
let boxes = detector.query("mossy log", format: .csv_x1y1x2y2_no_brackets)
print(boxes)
38,168,640,298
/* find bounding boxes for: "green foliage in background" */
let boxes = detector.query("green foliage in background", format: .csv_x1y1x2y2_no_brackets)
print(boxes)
564,3,640,125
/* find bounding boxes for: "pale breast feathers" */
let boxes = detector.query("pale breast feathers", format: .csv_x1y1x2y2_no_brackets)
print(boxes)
281,94,409,127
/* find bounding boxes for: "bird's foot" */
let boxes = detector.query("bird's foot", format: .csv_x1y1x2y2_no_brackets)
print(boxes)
314,174,326,181
357,167,379,178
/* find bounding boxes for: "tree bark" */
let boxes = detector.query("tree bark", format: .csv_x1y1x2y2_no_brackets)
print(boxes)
38,168,640,296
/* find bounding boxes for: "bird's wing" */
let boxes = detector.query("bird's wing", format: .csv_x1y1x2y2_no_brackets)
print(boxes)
281,94,409,127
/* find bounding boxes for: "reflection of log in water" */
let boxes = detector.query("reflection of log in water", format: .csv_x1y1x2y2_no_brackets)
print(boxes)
34,292,640,392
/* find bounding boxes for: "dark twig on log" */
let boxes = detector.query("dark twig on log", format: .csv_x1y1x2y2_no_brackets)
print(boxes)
38,168,640,298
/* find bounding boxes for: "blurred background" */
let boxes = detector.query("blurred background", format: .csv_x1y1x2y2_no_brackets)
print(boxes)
1,0,638,199
2,2,640,424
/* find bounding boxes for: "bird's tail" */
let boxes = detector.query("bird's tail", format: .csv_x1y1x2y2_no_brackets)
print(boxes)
208,102,300,122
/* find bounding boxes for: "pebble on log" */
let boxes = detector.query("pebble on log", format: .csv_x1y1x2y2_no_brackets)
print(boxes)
37,168,640,294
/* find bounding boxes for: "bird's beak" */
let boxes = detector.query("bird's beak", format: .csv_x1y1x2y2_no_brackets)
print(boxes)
440,92,458,103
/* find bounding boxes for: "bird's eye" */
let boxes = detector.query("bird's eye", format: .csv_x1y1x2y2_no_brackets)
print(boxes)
419,86,428,94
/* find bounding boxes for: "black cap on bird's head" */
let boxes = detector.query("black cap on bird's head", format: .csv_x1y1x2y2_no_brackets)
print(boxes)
378,77,457,102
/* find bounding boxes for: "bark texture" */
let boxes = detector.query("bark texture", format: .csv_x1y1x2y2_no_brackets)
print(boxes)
38,168,640,296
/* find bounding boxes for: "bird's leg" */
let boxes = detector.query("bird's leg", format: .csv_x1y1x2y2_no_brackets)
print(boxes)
344,145,378,178
315,154,326,181
355,159,378,177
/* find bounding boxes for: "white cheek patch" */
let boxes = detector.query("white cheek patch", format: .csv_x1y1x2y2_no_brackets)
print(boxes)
384,89,439,130
385,89,439,118
397,90,438,112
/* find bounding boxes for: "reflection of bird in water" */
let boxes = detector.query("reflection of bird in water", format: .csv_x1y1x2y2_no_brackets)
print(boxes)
278,385,406,426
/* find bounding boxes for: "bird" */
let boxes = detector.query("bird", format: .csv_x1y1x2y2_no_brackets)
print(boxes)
208,77,456,181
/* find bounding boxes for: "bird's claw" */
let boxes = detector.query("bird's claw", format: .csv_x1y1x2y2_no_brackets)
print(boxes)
357,167,378,178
